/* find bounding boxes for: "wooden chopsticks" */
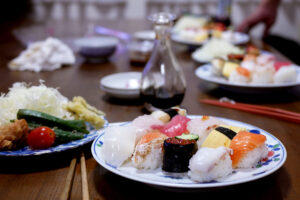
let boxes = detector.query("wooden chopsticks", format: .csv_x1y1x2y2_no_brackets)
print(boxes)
60,157,77,200
200,98,300,124
60,153,89,200
80,153,89,200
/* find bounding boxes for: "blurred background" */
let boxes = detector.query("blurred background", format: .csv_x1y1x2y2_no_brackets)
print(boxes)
1,0,300,43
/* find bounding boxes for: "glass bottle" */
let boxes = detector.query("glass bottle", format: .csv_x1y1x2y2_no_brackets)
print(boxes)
213,0,232,26
140,12,186,111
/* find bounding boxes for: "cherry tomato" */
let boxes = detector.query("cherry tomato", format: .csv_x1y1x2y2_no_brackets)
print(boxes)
27,126,55,149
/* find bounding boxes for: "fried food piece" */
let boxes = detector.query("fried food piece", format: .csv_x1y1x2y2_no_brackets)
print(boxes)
0,119,28,150
65,96,106,129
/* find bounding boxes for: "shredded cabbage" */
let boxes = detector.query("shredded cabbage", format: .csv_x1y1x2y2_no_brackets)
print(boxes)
193,38,244,62
0,81,72,126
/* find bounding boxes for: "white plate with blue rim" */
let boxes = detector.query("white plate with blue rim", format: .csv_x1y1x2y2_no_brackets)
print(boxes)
0,118,108,157
91,115,286,189
195,64,300,93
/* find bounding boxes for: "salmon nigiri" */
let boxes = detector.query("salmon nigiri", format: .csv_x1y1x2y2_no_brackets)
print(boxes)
230,131,268,168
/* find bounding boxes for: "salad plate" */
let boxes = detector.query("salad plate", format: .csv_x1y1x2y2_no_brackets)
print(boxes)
91,116,286,189
195,64,300,92
0,119,108,157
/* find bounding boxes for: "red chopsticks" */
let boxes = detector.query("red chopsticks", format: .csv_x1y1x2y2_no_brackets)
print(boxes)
200,99,300,124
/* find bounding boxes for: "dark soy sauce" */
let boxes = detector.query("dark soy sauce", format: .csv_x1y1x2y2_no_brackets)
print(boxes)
140,87,185,109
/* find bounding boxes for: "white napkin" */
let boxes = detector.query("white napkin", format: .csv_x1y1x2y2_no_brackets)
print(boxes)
9,37,75,72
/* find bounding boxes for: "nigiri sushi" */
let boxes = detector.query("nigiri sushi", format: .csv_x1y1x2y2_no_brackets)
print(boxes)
132,131,167,169
187,116,225,148
188,147,232,182
151,115,190,137
230,131,268,168
201,125,246,148
131,114,164,143
151,107,187,123
101,126,136,167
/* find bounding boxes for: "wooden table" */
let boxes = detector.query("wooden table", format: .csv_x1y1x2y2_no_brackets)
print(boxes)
0,18,299,200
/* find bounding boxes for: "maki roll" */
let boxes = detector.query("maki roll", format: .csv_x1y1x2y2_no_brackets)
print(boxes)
162,134,198,173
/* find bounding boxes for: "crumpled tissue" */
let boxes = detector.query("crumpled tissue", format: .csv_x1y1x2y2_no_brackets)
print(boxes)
9,37,75,72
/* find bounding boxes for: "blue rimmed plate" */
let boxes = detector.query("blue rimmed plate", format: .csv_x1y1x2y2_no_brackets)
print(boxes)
0,118,108,157
91,115,286,189
195,64,300,93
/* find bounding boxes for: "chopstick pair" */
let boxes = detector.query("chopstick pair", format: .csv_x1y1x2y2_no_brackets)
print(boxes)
60,153,89,200
200,98,300,124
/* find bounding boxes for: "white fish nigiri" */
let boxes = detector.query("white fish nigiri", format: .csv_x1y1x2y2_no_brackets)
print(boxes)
131,115,164,143
101,126,136,167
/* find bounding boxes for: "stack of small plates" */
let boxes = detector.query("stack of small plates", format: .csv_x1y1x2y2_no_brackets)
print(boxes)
100,72,141,99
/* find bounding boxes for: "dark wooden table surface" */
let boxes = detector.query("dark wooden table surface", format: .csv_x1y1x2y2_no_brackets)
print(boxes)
0,18,299,200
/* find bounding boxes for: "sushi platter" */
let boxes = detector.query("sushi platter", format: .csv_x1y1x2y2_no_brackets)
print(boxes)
172,31,249,47
195,64,300,93
92,115,286,189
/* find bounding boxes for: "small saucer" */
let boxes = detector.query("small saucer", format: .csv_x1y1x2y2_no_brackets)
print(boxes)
100,72,141,99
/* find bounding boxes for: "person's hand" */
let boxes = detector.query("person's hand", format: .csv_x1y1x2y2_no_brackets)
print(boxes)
237,0,280,37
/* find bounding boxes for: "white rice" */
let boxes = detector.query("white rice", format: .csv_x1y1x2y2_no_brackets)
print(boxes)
236,144,268,168
229,69,251,84
188,147,232,182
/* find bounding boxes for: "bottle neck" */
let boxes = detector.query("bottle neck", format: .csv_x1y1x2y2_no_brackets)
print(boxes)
154,24,171,45
217,0,231,18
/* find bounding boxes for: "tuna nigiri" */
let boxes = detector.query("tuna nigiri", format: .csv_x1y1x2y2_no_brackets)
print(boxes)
151,115,191,137
230,131,268,168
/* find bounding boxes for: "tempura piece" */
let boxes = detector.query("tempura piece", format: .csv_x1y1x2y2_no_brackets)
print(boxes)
65,96,105,129
0,119,28,150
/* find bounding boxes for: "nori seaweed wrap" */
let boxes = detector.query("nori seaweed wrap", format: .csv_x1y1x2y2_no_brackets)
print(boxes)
162,137,197,173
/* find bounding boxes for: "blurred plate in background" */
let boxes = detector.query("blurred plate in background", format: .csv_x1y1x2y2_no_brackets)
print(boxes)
100,72,141,99
195,64,300,93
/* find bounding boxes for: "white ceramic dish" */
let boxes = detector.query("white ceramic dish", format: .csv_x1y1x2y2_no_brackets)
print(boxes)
92,115,286,189
171,31,249,47
100,72,141,99
133,30,155,41
195,64,300,92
